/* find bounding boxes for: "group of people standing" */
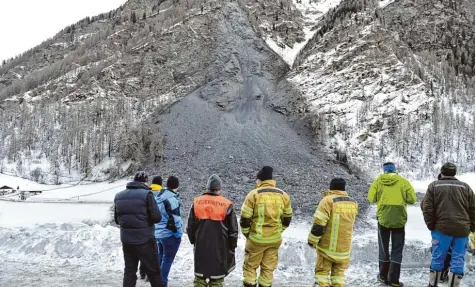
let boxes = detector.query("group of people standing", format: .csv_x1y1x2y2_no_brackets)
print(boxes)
367,162,474,287
114,172,183,287
114,162,474,287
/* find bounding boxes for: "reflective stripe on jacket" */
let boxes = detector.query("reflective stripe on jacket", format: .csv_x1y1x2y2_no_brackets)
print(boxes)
240,180,292,244
308,190,358,262
421,177,475,237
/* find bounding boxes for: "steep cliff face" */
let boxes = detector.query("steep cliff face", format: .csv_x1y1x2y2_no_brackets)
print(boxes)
279,0,474,178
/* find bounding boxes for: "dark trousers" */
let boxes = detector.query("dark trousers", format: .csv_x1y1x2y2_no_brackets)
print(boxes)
378,223,405,284
157,236,182,286
123,239,165,287
139,262,146,278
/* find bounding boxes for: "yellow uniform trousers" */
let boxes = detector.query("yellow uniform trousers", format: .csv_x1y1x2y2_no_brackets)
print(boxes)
314,251,349,287
243,239,281,287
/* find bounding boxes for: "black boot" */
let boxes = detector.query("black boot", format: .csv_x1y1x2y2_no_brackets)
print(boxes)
377,274,388,285
389,261,403,287
440,269,449,283
378,261,390,284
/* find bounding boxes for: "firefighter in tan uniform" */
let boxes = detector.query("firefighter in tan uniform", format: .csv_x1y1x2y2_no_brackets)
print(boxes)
240,166,293,287
308,178,358,287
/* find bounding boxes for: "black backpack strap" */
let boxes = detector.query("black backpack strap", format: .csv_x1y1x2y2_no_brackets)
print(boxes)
163,199,180,216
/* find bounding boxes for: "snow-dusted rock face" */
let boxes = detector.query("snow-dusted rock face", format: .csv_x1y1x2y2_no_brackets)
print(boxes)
0,0,473,186
238,0,343,66
0,0,244,182
283,0,475,178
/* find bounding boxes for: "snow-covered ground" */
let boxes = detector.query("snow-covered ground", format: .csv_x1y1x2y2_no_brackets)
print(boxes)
0,173,127,202
31,180,127,202
0,172,62,191
0,174,474,286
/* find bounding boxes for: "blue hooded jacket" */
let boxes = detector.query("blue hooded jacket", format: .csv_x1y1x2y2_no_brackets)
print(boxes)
154,187,183,238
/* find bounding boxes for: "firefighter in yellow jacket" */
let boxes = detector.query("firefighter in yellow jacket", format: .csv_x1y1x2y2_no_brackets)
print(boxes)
308,178,358,287
240,166,293,287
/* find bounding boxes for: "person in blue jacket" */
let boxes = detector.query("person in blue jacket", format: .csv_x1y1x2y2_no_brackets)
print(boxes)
154,176,183,287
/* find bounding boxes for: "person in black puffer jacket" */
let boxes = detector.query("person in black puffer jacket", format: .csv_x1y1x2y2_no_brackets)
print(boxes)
114,171,165,287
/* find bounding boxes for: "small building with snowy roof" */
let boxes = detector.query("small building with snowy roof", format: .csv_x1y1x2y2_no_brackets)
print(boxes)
0,185,14,194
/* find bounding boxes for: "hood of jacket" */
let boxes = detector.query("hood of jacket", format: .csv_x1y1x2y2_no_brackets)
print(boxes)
377,173,401,186
150,184,162,191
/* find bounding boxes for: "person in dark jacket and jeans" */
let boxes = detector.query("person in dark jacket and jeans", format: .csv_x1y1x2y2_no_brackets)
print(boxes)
187,174,238,287
114,171,165,287
421,163,475,287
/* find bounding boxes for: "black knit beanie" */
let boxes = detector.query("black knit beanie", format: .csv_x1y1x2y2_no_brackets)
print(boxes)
166,176,179,189
152,176,162,185
257,166,273,181
329,178,346,191
441,163,457,177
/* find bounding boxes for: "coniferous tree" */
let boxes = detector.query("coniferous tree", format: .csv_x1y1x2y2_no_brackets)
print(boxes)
131,11,137,23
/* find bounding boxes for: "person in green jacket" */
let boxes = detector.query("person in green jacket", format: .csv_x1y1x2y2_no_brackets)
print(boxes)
368,162,417,287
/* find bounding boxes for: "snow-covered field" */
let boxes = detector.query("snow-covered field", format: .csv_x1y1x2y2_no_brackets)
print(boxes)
0,174,474,286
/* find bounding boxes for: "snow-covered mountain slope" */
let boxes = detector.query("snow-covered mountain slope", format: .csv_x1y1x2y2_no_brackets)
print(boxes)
280,0,475,178
0,0,374,217
0,0,473,187
288,20,434,177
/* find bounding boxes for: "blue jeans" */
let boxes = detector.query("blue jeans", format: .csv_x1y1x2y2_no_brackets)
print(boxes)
157,236,181,286
430,230,468,275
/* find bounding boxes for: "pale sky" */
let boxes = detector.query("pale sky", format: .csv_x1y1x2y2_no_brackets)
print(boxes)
0,0,126,63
